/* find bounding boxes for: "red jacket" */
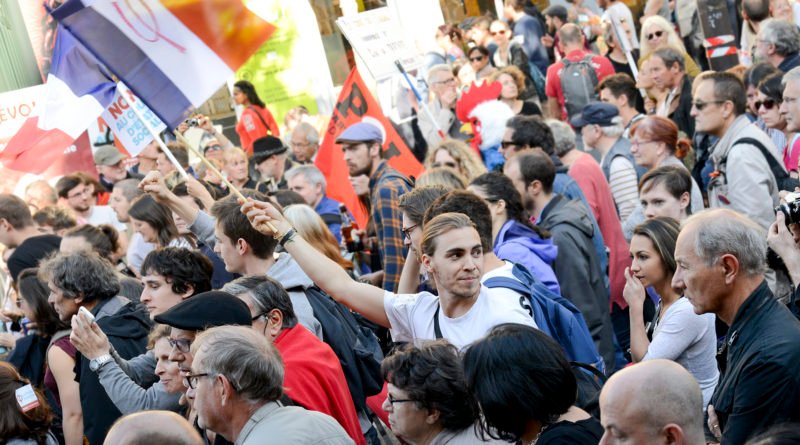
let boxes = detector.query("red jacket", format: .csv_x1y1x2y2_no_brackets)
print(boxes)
236,105,280,155
274,325,366,445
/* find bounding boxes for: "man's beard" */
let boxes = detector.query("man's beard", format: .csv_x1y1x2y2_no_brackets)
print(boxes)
349,159,373,178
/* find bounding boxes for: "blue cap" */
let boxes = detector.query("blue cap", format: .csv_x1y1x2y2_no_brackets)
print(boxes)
336,122,383,144
570,102,620,128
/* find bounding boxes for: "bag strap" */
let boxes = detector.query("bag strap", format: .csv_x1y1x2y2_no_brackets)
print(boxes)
320,213,342,226
725,137,788,179
248,106,271,132
433,304,443,339
483,276,532,298
570,361,608,383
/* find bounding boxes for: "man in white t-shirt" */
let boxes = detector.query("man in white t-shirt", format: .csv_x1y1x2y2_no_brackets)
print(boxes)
241,198,534,350
55,173,126,232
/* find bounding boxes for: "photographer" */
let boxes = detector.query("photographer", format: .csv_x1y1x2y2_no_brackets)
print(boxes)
767,199,800,316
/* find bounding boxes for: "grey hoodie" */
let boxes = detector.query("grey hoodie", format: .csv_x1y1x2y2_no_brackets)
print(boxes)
268,253,324,339
539,195,616,370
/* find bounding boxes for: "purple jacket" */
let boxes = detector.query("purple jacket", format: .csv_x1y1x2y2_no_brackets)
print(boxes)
494,220,560,294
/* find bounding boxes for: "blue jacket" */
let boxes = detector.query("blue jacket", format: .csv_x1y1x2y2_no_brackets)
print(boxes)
494,220,560,295
315,195,347,243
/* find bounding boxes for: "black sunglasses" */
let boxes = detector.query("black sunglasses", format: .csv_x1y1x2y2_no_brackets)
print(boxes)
755,98,779,110
646,30,664,40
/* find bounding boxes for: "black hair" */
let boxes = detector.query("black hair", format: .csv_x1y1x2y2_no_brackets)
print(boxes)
17,268,69,338
234,80,266,108
140,247,213,296
758,72,785,104
514,151,556,193
463,323,577,442
506,115,555,155
63,224,120,261
128,194,183,248
382,341,479,431
470,172,549,238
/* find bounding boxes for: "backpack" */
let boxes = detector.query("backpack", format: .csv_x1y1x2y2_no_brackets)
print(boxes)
299,286,385,413
483,263,606,374
559,55,599,121
723,137,800,192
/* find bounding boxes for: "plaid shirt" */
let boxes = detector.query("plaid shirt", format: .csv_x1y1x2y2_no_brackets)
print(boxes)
369,162,412,293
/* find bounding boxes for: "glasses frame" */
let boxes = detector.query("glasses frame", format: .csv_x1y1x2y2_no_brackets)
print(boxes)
183,372,210,390
754,98,779,110
168,338,193,354
692,100,725,111
387,394,415,406
646,30,664,41
401,224,419,240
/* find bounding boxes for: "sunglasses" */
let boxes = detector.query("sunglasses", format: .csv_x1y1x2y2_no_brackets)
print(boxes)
646,30,664,40
755,99,779,110
490,30,507,36
469,55,485,62
500,140,525,149
692,100,725,111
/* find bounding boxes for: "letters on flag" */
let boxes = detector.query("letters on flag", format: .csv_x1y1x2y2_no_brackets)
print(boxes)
52,0,276,129
102,83,166,156
316,68,423,228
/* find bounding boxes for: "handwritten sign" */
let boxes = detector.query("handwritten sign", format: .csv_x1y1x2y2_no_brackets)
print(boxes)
336,7,421,80
101,83,166,156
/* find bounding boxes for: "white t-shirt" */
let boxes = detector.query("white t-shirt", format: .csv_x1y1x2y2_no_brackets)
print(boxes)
383,285,535,350
482,261,538,329
87,205,127,232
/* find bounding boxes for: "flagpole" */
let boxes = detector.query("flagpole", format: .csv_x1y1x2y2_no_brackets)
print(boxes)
395,60,446,141
122,85,189,180
172,130,277,233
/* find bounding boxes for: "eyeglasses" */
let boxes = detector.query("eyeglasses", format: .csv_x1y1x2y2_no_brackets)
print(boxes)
67,188,91,200
387,394,415,406
490,30,507,36
500,140,525,149
433,161,458,169
469,55,485,62
204,144,223,152
183,372,210,390
692,100,725,111
251,312,265,322
168,338,192,353
631,139,657,147
646,30,664,40
755,99,779,110
402,224,418,240
433,78,457,86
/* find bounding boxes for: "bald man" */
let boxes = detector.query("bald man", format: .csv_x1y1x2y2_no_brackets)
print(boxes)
599,359,705,445
103,411,202,445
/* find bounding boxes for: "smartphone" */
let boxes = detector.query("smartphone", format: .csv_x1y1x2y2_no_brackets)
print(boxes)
78,306,95,323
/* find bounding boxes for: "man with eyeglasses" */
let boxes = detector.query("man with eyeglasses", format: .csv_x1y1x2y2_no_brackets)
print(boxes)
186,325,352,444
55,173,126,230
418,64,469,149
693,72,783,231
289,122,320,164
153,292,254,445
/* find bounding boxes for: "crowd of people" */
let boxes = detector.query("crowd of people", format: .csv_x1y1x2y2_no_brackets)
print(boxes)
3,0,800,444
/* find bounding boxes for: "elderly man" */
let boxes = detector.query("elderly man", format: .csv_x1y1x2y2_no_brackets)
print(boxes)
284,165,350,242
648,46,694,137
417,64,468,148
755,18,800,72
251,136,289,192
188,326,353,444
672,209,800,444
289,122,319,164
94,144,143,193
104,411,202,445
693,72,782,231
599,359,706,445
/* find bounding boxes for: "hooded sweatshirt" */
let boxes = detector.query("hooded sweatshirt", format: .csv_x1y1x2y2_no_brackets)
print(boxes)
494,219,560,294
268,253,324,339
75,296,150,445
539,195,616,370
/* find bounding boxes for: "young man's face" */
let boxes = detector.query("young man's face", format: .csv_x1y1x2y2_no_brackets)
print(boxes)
421,226,484,300
213,223,244,274
140,272,191,319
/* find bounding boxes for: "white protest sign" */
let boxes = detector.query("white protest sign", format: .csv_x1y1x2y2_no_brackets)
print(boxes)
336,7,422,80
102,83,166,156
0,85,43,147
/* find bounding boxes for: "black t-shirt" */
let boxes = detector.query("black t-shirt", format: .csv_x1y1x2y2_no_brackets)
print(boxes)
7,234,61,281
519,100,543,117
538,417,604,444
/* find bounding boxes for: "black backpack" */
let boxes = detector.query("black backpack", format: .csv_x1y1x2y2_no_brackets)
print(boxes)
299,286,384,412
722,137,800,192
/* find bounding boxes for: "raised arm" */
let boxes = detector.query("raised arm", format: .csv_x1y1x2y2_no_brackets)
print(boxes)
242,199,390,327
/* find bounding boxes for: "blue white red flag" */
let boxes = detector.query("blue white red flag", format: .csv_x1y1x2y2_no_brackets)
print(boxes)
51,0,276,129
0,25,115,174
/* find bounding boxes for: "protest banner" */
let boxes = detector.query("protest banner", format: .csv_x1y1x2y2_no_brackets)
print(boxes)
336,7,422,81
316,68,423,228
698,0,740,71
102,83,167,156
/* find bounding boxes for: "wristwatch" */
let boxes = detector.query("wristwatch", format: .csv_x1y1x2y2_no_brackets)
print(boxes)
89,354,113,372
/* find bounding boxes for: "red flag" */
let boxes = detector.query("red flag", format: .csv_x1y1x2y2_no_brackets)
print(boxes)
316,68,422,228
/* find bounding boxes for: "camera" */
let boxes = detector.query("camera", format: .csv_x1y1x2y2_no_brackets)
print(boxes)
186,118,199,127
776,192,800,226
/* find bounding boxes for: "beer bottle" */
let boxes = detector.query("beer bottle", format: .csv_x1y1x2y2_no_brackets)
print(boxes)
339,204,363,252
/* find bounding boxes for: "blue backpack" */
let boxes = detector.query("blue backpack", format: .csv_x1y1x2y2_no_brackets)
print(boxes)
484,263,606,374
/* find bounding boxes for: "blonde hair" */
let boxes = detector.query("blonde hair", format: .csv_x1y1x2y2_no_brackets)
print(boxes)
423,139,487,182
283,204,353,270
640,16,686,58
223,147,247,164
416,167,468,190
147,324,171,349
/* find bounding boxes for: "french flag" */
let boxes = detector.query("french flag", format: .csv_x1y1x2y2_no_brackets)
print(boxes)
0,26,116,174
51,0,275,130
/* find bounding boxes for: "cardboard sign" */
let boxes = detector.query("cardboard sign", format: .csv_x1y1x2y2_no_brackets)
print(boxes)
315,68,422,228
336,8,421,80
698,0,740,71
102,83,166,156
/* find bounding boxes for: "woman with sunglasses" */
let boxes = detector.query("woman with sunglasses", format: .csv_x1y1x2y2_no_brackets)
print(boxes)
638,16,700,78
622,217,718,407
489,20,535,100
756,73,800,177
459,46,496,86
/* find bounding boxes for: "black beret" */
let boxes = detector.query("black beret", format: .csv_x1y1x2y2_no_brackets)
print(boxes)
154,291,252,331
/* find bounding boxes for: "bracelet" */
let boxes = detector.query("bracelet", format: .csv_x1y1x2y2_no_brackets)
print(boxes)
278,228,297,247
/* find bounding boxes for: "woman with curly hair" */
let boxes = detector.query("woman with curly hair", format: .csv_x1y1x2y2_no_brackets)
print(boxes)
423,139,487,183
488,66,542,116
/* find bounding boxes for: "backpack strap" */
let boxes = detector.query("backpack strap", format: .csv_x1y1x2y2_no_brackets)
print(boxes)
483,276,532,297
732,137,789,181
433,304,443,340
320,213,342,226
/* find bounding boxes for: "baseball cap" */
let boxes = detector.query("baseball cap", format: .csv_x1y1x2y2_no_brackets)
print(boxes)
94,144,125,166
570,102,620,128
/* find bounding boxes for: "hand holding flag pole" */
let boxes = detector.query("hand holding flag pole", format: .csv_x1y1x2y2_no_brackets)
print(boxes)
395,60,446,141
